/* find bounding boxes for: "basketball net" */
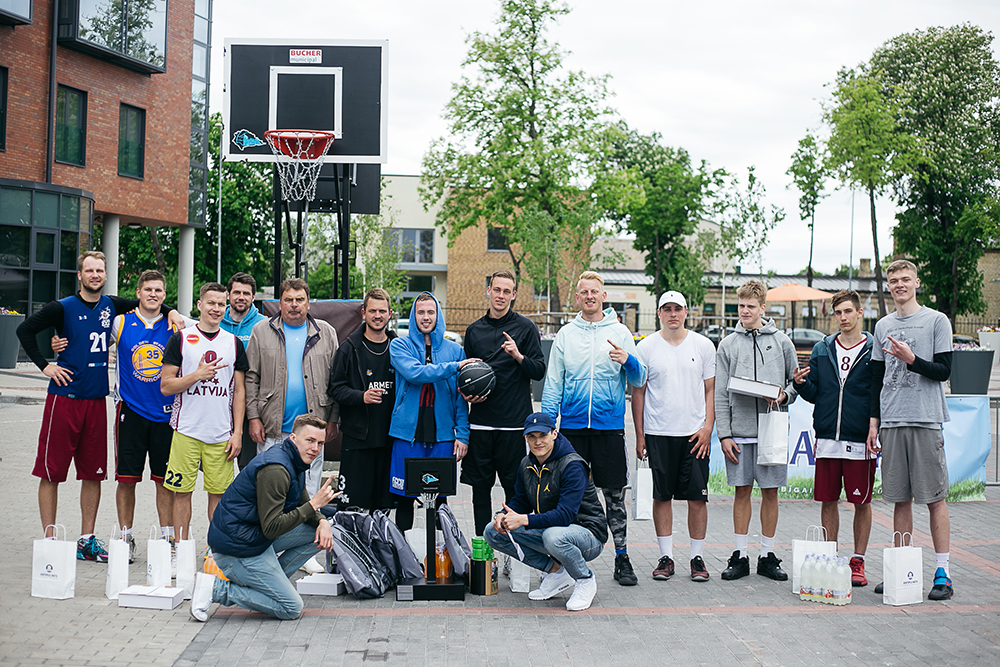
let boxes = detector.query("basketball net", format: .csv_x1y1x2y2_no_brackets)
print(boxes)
264,130,335,202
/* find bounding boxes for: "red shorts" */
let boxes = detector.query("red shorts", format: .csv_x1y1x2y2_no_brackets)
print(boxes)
33,393,108,483
814,457,876,504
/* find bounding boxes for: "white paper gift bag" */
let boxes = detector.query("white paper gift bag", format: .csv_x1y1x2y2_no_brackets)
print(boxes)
31,524,76,600
791,525,837,594
146,525,171,588
631,457,653,521
757,407,789,466
105,524,130,600
175,528,196,600
883,532,923,606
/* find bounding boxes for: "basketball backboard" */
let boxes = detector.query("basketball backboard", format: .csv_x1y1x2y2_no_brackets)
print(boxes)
223,38,388,165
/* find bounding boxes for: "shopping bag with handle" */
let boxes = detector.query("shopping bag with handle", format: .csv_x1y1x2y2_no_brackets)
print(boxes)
146,525,171,588
883,531,922,606
791,525,837,594
757,405,789,466
105,524,130,600
175,528,196,600
631,457,653,521
31,524,76,600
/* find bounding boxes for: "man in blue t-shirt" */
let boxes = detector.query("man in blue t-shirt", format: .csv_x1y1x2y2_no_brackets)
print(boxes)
221,272,266,472
245,278,339,499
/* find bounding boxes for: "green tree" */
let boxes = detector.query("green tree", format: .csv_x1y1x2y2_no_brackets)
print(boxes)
787,132,829,327
607,126,725,304
871,24,1000,321
823,66,921,317
722,165,785,279
420,0,640,310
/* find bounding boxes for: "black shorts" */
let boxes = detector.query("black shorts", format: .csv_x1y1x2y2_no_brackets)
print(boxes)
338,436,394,511
560,428,627,490
460,429,526,490
114,400,174,483
645,434,709,502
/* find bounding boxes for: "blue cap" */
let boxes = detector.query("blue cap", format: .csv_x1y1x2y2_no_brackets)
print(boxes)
523,412,556,435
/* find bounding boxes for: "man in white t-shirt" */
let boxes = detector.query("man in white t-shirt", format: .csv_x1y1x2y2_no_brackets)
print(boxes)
793,290,876,587
632,291,716,582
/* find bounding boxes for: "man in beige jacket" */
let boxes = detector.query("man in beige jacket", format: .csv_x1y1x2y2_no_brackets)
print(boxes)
246,278,339,497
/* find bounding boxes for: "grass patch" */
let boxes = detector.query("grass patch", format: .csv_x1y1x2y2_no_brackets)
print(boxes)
707,469,885,500
946,477,985,502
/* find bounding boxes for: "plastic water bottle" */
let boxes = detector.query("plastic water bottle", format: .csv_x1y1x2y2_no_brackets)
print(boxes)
833,558,852,605
822,557,836,604
799,555,814,601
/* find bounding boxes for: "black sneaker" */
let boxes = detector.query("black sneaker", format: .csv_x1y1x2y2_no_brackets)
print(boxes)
614,553,638,586
928,568,953,601
76,535,109,563
690,556,710,582
721,550,750,580
125,534,136,564
652,555,675,580
874,582,884,594
756,552,788,581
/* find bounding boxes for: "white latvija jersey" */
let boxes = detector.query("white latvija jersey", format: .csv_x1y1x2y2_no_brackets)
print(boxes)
170,325,238,443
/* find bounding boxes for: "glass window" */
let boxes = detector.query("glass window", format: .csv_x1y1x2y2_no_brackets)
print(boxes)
194,15,208,44
119,104,145,178
192,42,207,78
0,225,29,266
77,0,166,69
194,0,209,18
60,231,78,270
190,128,205,163
59,271,78,298
0,66,7,150
55,86,87,166
0,0,32,22
0,267,29,313
191,80,207,128
189,165,205,192
188,189,205,226
61,196,80,230
34,192,59,228
487,227,509,252
35,231,57,265
32,270,57,311
0,188,31,225
406,276,434,293
392,229,435,264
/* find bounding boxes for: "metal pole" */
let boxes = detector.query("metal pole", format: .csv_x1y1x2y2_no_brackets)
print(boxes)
272,167,283,296
339,165,353,299
848,188,855,290
217,121,224,282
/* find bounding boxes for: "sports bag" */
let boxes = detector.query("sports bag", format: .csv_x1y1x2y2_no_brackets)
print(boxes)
329,522,391,599
370,510,423,581
331,511,396,586
437,504,473,577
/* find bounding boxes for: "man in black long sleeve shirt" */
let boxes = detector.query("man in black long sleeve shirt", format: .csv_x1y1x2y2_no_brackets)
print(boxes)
461,270,546,536
865,259,954,601
16,251,182,558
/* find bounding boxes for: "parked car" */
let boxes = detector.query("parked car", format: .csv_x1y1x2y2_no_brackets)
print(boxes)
697,325,737,348
784,328,827,349
953,333,978,347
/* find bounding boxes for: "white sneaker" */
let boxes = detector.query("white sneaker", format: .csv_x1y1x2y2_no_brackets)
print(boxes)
190,572,215,622
566,574,597,611
528,568,575,600
299,555,324,574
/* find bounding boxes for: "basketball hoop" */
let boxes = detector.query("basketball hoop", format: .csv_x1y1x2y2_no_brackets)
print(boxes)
264,129,335,202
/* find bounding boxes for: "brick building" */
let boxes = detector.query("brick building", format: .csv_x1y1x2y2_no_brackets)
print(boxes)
0,0,211,316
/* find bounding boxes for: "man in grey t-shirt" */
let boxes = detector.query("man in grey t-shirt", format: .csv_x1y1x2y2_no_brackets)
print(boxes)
867,260,954,601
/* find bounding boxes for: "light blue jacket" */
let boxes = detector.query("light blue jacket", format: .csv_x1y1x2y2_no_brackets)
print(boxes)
541,308,646,430
221,303,265,345
388,293,470,444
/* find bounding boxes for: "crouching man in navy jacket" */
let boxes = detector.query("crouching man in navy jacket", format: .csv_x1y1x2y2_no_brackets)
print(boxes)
190,414,339,621
485,412,609,612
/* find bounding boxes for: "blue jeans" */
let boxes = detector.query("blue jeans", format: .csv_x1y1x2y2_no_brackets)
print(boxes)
484,523,603,581
212,522,322,620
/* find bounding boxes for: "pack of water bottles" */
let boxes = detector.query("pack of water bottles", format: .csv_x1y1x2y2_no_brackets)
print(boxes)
798,554,852,605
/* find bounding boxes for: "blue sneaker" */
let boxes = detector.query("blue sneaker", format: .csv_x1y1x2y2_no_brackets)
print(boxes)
77,535,109,563
928,567,953,600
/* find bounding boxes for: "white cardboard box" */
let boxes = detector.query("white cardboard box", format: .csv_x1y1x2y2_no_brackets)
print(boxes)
296,572,346,596
117,585,185,610
727,376,782,400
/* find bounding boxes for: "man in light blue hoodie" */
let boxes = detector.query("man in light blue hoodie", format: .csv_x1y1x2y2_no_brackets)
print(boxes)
221,273,266,472
541,271,647,586
388,292,476,531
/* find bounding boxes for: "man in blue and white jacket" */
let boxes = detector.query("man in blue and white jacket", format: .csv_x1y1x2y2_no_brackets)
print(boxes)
541,271,646,586
388,292,475,531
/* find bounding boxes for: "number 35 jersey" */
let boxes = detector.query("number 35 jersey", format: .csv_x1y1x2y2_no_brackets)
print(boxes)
113,311,175,423
51,294,115,399
165,324,246,443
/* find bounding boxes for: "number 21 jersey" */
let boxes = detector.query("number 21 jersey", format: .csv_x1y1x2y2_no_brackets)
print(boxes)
52,294,114,399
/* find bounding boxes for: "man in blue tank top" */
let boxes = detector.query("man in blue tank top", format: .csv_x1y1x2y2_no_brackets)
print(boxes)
16,251,184,561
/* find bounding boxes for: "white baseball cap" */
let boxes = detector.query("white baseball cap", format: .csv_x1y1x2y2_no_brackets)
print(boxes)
658,291,687,309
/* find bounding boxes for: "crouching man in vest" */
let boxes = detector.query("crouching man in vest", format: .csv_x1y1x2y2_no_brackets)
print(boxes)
485,412,609,612
191,414,339,621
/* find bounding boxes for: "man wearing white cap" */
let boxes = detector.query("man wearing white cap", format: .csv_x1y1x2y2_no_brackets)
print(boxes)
632,291,716,582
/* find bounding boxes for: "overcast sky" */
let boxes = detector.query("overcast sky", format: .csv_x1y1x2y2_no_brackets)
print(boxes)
209,0,1000,276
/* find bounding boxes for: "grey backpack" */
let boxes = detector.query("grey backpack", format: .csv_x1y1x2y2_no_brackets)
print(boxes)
437,504,473,577
329,518,392,599
370,510,423,581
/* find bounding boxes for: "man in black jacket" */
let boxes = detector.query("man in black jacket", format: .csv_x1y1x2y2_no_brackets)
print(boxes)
793,290,876,587
462,270,546,536
328,288,397,512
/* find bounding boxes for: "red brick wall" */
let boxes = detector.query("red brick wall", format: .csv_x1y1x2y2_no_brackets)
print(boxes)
0,0,193,227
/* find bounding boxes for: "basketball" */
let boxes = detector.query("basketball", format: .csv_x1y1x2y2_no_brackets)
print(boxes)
458,361,496,399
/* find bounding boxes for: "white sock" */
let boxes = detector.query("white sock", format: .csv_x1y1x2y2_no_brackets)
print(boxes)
935,552,950,576
122,527,132,536
760,534,775,555
853,553,864,560
161,526,171,539
657,535,673,559
79,533,93,540
735,533,748,558
690,538,705,559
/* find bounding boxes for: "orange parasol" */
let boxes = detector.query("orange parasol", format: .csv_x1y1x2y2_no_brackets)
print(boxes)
766,282,834,332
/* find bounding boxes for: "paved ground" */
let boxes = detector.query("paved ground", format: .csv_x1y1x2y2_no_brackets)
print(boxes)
1,362,999,666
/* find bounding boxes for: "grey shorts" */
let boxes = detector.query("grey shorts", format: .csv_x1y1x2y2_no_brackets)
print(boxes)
879,426,948,504
724,442,787,489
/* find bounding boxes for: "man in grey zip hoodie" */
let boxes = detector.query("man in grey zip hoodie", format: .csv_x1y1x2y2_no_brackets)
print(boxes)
715,279,798,582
